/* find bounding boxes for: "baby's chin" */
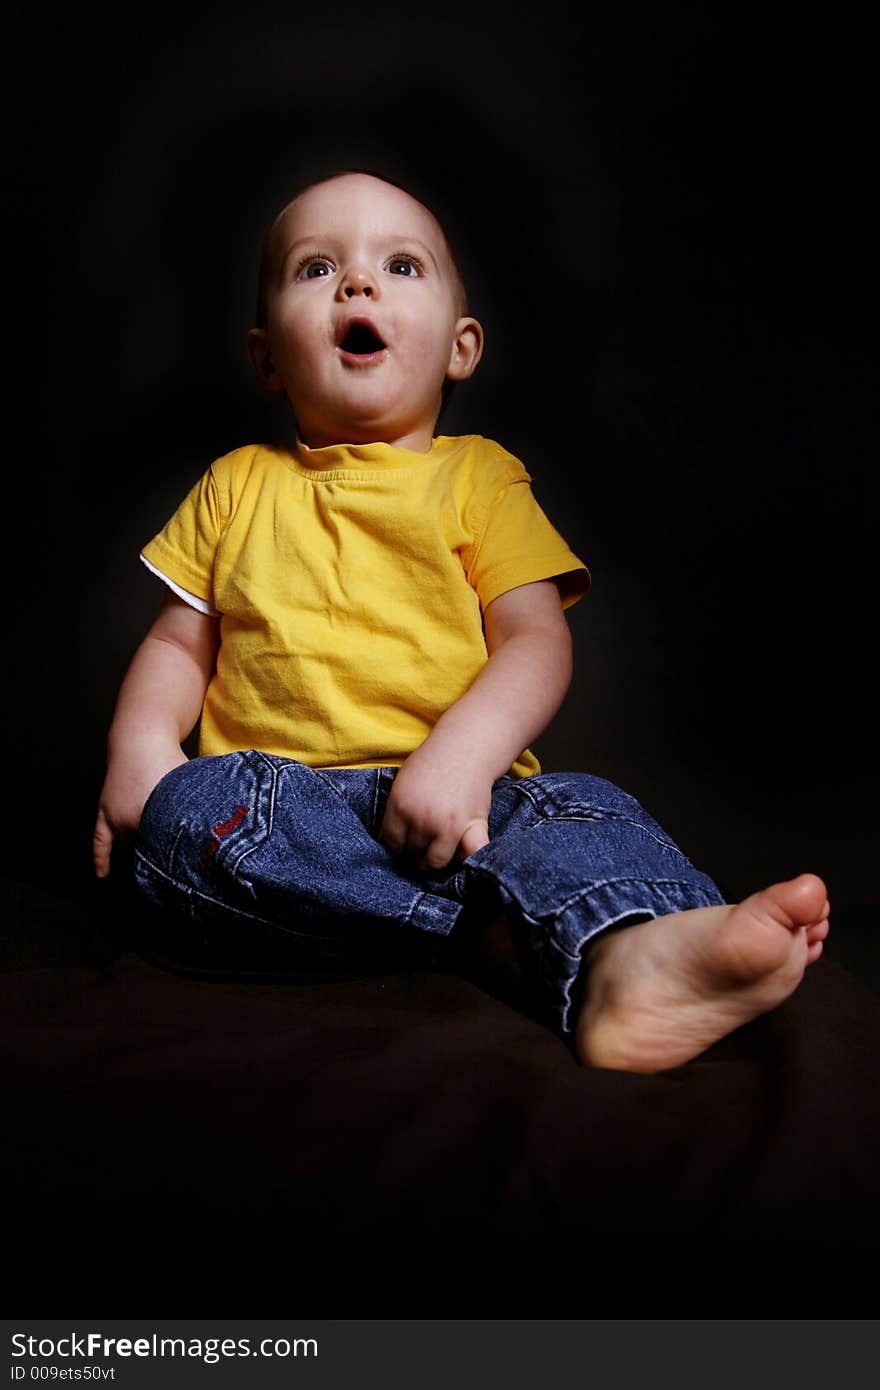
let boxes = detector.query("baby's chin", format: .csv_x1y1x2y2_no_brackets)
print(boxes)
295,404,439,451
293,373,442,442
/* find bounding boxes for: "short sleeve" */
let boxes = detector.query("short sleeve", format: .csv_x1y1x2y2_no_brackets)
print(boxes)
467,476,591,612
139,464,227,608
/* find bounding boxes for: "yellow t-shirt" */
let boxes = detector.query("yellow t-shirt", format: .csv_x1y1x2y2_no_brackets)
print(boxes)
140,434,590,777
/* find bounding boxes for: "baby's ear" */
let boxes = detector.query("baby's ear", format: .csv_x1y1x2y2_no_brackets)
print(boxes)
247,328,284,392
446,317,484,382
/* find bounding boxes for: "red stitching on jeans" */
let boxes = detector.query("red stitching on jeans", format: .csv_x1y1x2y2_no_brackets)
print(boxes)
199,805,250,873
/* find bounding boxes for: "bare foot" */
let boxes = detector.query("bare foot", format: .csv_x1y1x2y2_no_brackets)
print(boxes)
576,873,830,1073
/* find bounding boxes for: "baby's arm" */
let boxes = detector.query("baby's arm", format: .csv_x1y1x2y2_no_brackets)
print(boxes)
93,592,220,878
378,578,572,871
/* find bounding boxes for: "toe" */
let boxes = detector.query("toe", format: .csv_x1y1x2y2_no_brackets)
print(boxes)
806,917,830,946
763,873,828,931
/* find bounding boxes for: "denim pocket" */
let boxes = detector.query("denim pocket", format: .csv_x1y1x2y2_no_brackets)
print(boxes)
178,751,274,886
135,750,268,888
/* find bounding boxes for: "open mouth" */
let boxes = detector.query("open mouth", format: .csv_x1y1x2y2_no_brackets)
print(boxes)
338,320,386,356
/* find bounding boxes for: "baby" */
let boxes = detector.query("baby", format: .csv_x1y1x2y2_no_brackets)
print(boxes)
93,168,830,1072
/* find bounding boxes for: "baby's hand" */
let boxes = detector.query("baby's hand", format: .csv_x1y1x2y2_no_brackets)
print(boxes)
378,742,493,873
93,737,188,879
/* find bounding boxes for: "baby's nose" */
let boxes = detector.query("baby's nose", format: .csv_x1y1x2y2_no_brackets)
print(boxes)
340,266,376,298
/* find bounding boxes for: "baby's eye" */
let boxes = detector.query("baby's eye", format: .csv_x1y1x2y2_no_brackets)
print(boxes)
387,256,421,277
297,257,334,280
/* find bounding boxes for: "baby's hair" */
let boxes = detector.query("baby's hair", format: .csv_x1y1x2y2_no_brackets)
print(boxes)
253,167,469,329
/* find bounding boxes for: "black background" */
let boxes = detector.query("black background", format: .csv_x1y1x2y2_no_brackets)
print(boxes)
5,4,877,954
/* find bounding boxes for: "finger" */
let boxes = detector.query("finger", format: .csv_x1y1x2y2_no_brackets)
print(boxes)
417,834,459,873
457,818,490,861
377,827,400,854
93,810,113,879
378,811,427,861
376,805,405,854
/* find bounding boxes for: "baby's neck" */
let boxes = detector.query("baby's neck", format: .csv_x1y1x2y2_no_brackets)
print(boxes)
298,421,439,454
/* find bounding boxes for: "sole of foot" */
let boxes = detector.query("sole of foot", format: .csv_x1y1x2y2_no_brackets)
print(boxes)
575,873,830,1073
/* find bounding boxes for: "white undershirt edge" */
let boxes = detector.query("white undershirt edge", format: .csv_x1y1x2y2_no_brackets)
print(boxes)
139,553,220,617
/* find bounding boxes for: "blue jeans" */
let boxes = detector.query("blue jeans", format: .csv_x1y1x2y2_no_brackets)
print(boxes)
133,751,724,1041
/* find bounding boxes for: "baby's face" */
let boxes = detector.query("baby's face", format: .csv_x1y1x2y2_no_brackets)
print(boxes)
252,174,482,451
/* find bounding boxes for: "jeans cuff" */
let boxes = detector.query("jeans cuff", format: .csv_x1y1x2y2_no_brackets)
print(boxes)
541,878,725,1036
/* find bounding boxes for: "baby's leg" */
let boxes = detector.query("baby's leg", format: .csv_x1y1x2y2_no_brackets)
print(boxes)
454,772,829,1070
134,752,462,972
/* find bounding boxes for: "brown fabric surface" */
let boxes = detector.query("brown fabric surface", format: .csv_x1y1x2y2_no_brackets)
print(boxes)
3,877,879,1313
